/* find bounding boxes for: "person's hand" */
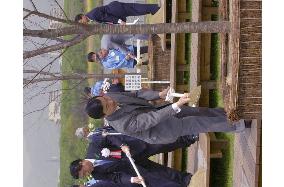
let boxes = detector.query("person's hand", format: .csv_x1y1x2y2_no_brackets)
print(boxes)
121,145,130,154
125,54,131,60
112,78,119,84
159,86,170,99
176,93,191,107
131,177,145,184
126,54,135,60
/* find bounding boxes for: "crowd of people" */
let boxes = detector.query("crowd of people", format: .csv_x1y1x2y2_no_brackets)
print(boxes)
68,1,251,187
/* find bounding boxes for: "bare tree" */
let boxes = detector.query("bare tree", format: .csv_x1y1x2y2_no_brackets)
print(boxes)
23,8,231,59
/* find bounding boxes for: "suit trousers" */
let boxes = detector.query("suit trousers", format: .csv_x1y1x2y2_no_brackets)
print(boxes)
140,106,236,144
137,159,191,187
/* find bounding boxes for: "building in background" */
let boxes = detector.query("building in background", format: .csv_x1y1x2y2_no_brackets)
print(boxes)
48,90,61,124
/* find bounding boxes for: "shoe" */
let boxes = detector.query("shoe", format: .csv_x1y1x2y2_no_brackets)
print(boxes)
234,119,246,133
182,173,193,187
234,119,252,133
142,60,149,65
244,119,252,128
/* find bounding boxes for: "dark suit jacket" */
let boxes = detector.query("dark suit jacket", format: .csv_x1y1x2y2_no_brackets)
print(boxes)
91,159,190,187
108,83,125,93
86,133,195,161
85,1,159,24
103,90,182,144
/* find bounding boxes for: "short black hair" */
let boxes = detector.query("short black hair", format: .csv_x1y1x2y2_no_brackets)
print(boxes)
72,185,80,187
87,52,96,62
70,159,83,179
75,14,84,22
84,87,91,95
85,97,105,119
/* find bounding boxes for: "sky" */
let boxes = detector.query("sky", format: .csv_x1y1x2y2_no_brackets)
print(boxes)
23,0,63,186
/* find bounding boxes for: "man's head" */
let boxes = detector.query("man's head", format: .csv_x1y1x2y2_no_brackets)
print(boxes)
75,127,90,139
74,14,89,24
87,52,99,62
70,159,94,179
85,96,117,119
72,185,85,187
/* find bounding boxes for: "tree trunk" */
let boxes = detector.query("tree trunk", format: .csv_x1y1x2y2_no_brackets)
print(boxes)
24,21,231,59
24,21,231,38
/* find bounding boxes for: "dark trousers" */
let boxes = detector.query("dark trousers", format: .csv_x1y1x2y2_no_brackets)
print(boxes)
123,3,159,15
137,159,191,187
137,135,195,160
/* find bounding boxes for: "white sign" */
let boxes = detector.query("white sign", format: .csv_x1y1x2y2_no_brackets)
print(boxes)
125,74,142,91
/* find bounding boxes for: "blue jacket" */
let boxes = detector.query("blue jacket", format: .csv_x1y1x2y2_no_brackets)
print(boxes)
101,47,135,69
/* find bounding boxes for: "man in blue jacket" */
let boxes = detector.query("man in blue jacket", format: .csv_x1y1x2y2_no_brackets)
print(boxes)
88,48,148,70
75,1,160,25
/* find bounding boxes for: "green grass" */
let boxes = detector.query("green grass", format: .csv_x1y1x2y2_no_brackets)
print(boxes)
147,0,158,4
59,1,103,186
209,14,233,187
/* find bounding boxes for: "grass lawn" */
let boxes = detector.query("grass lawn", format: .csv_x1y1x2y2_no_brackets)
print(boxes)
59,1,102,186
60,1,89,185
85,0,103,85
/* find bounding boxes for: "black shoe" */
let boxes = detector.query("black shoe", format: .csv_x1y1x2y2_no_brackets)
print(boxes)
142,60,149,65
244,120,252,128
182,173,192,186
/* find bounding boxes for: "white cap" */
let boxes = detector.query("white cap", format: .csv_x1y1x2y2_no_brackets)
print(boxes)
75,128,84,139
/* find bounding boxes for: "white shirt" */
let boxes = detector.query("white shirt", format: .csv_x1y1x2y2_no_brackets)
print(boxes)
171,103,181,113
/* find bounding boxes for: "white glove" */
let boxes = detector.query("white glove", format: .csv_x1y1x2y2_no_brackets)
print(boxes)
101,148,111,158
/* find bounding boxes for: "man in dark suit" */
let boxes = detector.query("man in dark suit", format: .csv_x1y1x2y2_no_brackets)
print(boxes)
85,88,250,144
86,131,198,161
75,1,160,25
70,157,191,187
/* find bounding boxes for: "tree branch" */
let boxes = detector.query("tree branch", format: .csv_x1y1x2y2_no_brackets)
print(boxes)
23,8,78,25
23,50,67,88
23,34,84,59
29,0,38,11
54,0,69,21
23,26,85,38
24,69,61,77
